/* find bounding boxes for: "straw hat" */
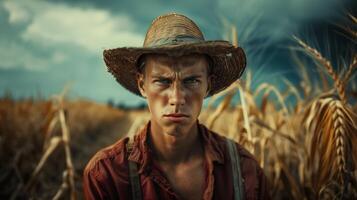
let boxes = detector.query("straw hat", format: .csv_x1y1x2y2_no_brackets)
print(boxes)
103,13,246,97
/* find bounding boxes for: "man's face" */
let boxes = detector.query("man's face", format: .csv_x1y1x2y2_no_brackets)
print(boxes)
137,53,211,137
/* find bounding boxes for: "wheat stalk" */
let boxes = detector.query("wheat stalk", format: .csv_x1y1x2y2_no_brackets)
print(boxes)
231,25,238,47
228,105,242,139
244,70,252,92
53,170,69,200
282,78,302,102
342,54,357,84
205,81,239,111
317,66,331,92
349,14,357,24
24,136,62,192
294,36,347,104
254,83,289,116
238,85,254,153
346,14,357,38
58,105,76,200
252,117,297,145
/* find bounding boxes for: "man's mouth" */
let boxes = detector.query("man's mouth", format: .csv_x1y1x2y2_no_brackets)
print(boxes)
163,113,189,123
165,113,189,117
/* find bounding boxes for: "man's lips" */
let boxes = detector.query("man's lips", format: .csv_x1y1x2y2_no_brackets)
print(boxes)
164,113,189,117
163,113,189,122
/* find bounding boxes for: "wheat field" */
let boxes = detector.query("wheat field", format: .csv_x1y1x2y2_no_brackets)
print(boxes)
0,14,356,200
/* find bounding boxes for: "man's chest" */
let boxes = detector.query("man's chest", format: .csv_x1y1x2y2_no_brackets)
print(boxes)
158,160,206,200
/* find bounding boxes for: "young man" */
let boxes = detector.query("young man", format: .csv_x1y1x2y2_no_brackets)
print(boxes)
83,13,270,200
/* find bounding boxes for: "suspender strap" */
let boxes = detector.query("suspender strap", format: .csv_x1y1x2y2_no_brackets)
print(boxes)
126,136,244,200
126,137,142,200
226,138,245,200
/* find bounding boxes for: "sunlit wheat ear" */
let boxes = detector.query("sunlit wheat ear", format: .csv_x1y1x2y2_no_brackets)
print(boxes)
253,83,289,116
294,36,347,104
342,54,357,85
346,14,357,38
304,97,357,192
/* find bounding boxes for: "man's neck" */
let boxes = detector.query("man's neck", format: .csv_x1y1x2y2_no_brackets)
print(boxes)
149,121,203,165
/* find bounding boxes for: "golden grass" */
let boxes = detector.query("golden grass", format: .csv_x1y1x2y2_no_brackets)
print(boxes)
1,13,356,200
0,98,129,199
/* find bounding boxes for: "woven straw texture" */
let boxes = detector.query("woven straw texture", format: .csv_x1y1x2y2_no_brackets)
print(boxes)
103,13,246,97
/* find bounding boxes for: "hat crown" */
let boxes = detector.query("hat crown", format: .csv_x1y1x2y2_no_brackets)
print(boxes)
143,13,205,47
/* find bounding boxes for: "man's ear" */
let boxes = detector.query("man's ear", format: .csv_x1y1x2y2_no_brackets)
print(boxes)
136,73,147,98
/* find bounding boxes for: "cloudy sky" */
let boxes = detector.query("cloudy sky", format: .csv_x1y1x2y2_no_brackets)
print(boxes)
0,0,355,106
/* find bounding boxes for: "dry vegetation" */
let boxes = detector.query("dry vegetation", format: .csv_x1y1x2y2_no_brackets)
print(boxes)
1,15,356,200
0,95,133,199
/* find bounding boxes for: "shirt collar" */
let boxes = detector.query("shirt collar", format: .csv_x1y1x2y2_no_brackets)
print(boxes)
128,120,225,174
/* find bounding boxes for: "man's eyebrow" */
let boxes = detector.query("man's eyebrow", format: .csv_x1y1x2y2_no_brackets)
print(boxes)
183,74,203,79
151,75,172,78
151,74,203,79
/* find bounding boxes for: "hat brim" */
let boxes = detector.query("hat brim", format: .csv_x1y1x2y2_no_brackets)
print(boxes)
103,40,246,98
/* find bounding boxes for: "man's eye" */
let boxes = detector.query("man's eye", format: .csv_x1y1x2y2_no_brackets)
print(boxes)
154,79,171,84
184,79,200,85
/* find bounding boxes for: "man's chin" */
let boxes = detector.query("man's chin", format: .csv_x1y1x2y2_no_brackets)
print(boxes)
161,122,194,137
163,125,184,136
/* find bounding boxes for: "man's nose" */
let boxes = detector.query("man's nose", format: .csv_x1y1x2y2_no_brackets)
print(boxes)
168,82,186,106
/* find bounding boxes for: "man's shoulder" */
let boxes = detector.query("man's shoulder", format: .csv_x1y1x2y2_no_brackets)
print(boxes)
84,137,129,177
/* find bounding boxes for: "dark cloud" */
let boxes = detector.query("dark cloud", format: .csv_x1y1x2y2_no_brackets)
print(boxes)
46,0,222,38
0,0,355,105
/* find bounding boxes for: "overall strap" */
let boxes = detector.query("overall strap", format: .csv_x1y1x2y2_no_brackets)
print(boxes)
126,137,142,200
226,138,245,200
